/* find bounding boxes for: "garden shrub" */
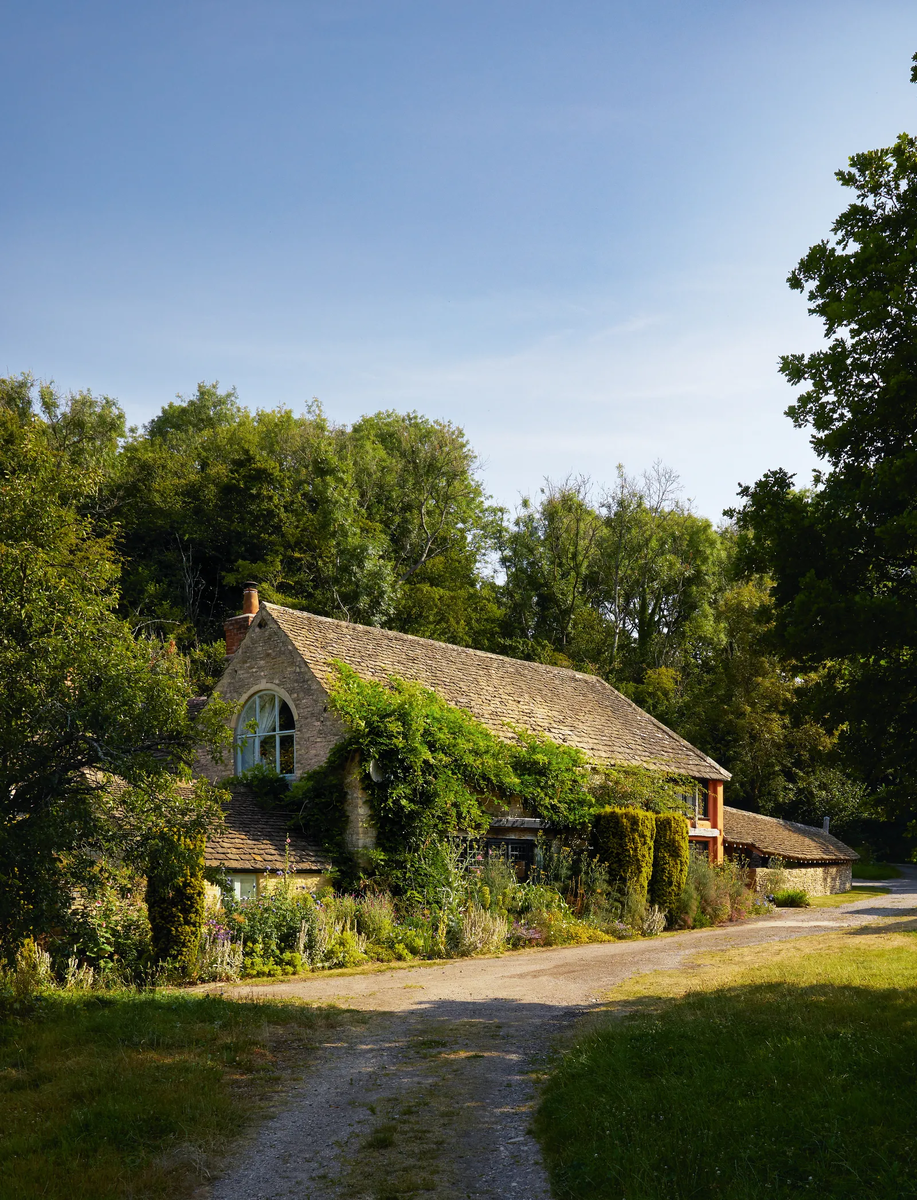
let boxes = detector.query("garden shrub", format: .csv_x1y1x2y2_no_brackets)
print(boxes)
650,812,690,917
773,888,810,908
356,892,397,944
591,807,655,901
641,904,666,936
449,905,509,956
69,884,153,981
675,854,762,928
145,833,206,972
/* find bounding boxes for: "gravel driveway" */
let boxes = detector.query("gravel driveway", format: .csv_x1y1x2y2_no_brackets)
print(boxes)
205,873,917,1200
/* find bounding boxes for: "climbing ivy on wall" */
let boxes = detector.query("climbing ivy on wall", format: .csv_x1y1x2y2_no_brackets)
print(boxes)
287,663,697,866
289,663,598,856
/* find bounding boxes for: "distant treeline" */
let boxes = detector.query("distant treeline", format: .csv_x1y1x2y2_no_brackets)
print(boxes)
1,373,893,853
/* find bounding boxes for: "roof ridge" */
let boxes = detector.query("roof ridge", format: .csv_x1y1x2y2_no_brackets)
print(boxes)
264,602,731,781
262,602,606,683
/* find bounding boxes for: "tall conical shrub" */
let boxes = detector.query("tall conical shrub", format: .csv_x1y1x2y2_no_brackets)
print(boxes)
145,832,206,973
650,812,689,916
591,807,656,902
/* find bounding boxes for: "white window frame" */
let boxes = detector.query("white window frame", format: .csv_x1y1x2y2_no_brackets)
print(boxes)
235,690,296,779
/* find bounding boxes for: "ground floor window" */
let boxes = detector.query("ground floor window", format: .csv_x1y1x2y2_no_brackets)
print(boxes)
223,872,259,900
484,837,537,871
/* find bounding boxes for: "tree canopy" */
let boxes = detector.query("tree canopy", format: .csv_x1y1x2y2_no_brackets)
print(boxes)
0,377,230,957
734,102,917,814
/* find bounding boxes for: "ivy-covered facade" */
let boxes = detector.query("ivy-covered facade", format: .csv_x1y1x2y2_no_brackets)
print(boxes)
196,587,731,877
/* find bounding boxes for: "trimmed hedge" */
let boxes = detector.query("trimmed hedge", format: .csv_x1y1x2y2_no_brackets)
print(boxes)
650,812,690,915
145,834,206,971
592,807,656,901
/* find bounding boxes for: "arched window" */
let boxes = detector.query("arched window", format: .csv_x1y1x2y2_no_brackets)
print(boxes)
236,691,295,777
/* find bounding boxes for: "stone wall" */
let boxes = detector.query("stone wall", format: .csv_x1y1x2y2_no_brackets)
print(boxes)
343,755,377,859
204,871,330,906
752,861,852,896
194,607,348,782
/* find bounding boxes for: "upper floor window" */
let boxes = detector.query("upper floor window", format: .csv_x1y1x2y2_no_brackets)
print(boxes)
236,691,295,778
679,780,708,824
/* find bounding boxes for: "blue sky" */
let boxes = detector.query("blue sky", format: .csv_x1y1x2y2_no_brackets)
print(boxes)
2,1,916,520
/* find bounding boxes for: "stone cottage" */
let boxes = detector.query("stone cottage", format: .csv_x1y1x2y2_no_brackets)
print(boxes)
197,585,731,873
723,806,858,895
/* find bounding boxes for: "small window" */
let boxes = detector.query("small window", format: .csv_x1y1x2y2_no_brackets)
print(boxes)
236,691,296,778
223,872,259,900
679,781,708,824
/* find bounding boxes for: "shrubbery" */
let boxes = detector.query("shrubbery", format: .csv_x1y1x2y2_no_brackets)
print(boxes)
675,853,767,928
650,812,690,914
145,833,206,972
772,889,810,908
6,831,764,991
592,808,656,901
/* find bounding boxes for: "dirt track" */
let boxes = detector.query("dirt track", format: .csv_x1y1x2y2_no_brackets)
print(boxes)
206,874,917,1200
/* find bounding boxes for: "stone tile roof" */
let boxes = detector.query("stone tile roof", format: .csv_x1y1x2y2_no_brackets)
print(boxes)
264,603,730,782
204,787,332,873
723,805,858,863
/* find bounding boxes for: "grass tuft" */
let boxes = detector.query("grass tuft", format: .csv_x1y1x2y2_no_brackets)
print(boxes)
365,1122,398,1149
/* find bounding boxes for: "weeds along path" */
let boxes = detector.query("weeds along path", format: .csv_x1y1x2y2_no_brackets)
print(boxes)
205,875,917,1200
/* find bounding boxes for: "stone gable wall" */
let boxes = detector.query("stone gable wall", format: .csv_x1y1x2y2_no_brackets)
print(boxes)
194,608,348,782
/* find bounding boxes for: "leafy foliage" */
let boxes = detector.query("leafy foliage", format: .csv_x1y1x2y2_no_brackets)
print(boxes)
591,808,656,901
593,764,696,814
649,812,689,915
105,385,502,648
0,376,230,959
145,833,206,970
675,854,761,929
289,664,601,865
733,84,917,812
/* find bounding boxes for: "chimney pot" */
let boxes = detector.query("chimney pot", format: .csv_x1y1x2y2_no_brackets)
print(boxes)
225,583,259,656
242,582,259,615
822,816,830,833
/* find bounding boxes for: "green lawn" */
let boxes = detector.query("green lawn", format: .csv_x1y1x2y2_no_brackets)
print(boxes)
0,990,345,1200
535,926,917,1200
852,862,903,880
808,885,890,907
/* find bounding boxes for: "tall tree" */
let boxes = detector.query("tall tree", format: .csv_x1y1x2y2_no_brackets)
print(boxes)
499,469,724,687
0,377,228,956
734,74,917,810
107,387,500,649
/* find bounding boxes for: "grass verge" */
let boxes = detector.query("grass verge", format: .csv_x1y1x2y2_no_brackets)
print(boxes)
852,861,903,880
534,922,917,1200
808,885,890,907
0,989,347,1200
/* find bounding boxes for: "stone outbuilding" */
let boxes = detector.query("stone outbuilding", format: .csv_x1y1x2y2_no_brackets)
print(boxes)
198,586,732,864
723,805,859,895
203,786,332,899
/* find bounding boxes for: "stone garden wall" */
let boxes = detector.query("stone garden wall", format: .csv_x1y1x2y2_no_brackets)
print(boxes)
752,861,852,896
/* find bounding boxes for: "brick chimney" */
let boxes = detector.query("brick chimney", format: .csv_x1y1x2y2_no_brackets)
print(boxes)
224,582,259,656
